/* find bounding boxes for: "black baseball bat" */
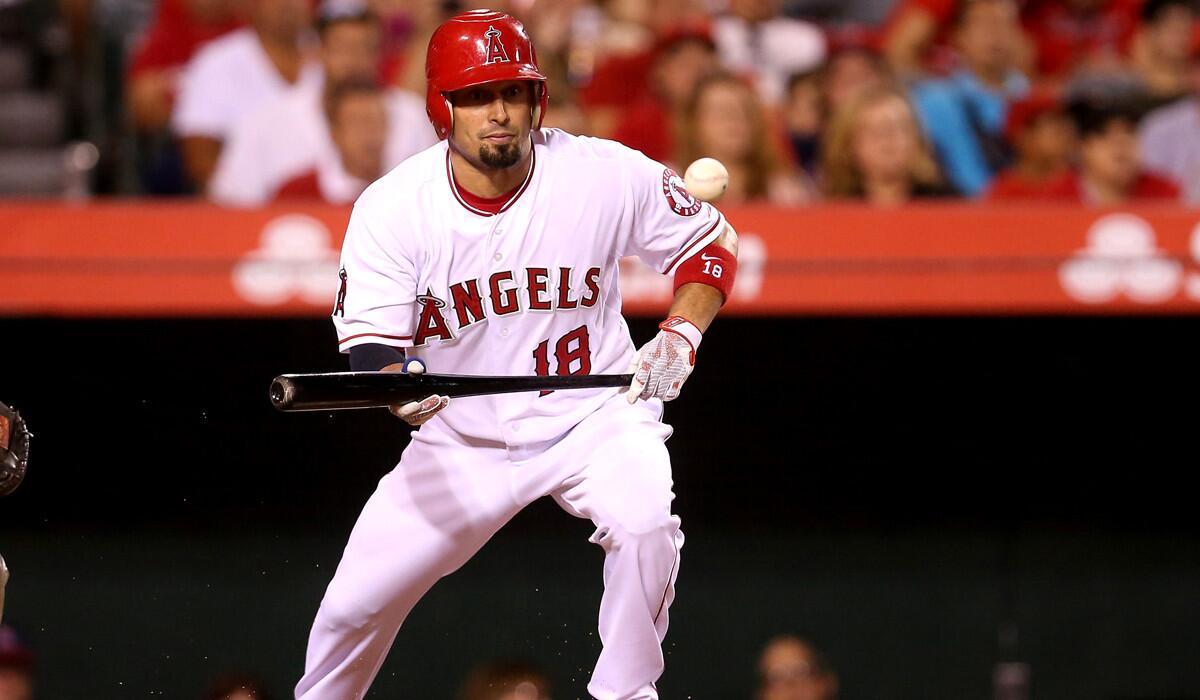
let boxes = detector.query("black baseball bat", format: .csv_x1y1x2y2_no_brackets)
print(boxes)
270,371,634,412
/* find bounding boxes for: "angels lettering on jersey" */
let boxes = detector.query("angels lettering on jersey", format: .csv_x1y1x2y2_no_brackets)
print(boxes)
331,129,726,389
413,266,601,346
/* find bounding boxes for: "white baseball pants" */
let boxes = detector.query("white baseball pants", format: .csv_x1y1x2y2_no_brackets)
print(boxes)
294,397,684,700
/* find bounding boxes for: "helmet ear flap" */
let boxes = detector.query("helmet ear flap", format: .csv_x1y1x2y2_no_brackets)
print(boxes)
426,84,452,139
533,81,548,130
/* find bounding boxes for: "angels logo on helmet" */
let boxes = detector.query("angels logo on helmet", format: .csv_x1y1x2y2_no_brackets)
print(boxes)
424,10,549,140
482,26,511,65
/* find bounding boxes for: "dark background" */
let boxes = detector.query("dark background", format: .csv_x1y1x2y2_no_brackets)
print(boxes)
1,316,1198,699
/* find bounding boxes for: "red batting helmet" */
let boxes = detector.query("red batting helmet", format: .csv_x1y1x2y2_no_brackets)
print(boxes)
425,9,548,141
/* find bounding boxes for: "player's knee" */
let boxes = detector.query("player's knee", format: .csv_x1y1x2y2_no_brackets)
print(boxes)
597,512,681,553
316,592,384,634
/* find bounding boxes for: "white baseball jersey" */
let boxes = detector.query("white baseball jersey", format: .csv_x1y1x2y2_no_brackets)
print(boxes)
172,27,321,140
209,79,436,207
332,128,726,449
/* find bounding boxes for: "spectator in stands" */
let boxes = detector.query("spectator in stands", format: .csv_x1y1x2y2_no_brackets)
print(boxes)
274,80,388,203
541,89,592,135
677,72,812,204
583,0,707,64
881,0,1035,79
757,635,838,700
987,93,1078,199
1021,0,1142,80
202,673,273,700
1066,100,1181,203
208,4,433,207
712,0,828,104
576,2,710,137
379,0,464,95
128,0,241,132
595,0,659,58
822,47,892,116
0,626,33,700
823,85,955,204
172,0,320,190
1130,0,1198,103
1139,75,1200,204
127,0,242,194
459,660,550,700
881,0,960,78
784,70,824,177
612,26,719,163
783,45,893,179
911,0,1031,197
786,46,893,179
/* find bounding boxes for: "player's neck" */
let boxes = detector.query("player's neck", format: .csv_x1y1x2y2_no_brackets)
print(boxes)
448,146,533,199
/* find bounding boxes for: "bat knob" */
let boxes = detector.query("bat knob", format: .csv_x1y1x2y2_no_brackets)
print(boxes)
270,376,296,411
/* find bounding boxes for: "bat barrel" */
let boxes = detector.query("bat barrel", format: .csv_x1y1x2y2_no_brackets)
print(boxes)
270,372,432,412
269,376,297,411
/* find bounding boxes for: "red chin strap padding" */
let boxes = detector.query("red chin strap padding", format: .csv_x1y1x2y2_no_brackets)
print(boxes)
424,9,549,141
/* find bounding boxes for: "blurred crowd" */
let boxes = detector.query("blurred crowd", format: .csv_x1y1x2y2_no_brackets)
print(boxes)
0,0,1197,206
0,623,838,700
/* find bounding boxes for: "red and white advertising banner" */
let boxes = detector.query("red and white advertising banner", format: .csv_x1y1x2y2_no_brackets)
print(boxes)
2,202,1199,316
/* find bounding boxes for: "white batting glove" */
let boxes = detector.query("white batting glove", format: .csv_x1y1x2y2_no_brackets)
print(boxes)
627,316,703,403
389,359,449,426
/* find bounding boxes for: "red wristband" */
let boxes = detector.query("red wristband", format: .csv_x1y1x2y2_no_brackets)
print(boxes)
659,316,702,363
672,242,737,302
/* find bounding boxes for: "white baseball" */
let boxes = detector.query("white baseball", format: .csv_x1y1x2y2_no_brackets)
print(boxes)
684,157,729,202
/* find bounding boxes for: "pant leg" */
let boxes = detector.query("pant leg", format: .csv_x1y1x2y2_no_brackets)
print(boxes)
549,402,683,700
295,429,519,700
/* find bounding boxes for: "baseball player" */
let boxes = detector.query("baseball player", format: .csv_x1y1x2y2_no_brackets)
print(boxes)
296,10,739,700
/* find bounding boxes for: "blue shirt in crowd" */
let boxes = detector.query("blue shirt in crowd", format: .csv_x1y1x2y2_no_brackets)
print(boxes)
910,70,1029,197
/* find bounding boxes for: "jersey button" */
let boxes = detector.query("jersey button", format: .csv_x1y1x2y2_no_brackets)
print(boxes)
493,252,502,262
500,328,510,337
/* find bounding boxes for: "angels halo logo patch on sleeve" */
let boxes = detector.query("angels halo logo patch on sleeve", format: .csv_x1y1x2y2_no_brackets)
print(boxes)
662,169,702,216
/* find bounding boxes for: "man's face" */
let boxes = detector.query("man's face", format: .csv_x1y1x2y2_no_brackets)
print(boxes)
853,94,921,182
654,39,718,107
448,80,535,170
955,0,1021,77
253,0,310,38
824,51,886,113
332,91,388,180
321,21,382,85
696,81,756,162
1081,118,1140,191
1019,111,1076,167
1147,5,1196,63
758,640,836,700
730,0,779,22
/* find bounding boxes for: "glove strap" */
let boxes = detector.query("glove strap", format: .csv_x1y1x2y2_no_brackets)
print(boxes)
658,316,703,363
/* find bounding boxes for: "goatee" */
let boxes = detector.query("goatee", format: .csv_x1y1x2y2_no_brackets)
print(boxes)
479,141,522,169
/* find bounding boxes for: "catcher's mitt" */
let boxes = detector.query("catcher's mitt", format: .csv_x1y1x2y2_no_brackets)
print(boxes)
0,402,29,497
